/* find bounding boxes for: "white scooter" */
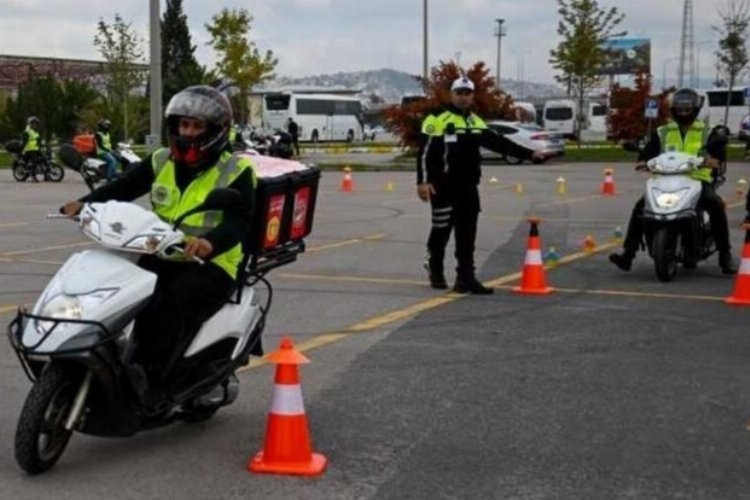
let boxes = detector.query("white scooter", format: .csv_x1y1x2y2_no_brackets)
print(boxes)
641,151,718,281
8,191,279,475
78,142,141,191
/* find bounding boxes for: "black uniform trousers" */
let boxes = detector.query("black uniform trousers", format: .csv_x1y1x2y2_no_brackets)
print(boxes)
427,183,481,280
132,255,235,388
623,183,730,255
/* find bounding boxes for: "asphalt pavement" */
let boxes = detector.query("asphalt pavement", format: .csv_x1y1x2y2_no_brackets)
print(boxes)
2,160,750,499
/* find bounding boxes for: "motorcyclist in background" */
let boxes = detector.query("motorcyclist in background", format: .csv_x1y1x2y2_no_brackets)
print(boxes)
609,88,737,274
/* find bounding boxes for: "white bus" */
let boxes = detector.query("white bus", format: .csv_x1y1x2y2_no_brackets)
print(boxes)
543,99,577,138
699,88,747,132
262,93,364,142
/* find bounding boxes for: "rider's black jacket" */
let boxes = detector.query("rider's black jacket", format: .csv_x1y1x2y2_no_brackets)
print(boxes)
78,152,255,259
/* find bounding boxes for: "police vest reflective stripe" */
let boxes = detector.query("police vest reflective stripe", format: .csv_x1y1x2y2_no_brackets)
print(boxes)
23,126,40,153
150,148,256,279
420,110,488,136
97,132,111,154
658,121,711,182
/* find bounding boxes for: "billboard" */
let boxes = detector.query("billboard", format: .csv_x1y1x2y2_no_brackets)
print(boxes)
599,38,651,75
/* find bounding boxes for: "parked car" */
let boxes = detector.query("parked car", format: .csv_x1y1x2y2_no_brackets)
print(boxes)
482,121,565,164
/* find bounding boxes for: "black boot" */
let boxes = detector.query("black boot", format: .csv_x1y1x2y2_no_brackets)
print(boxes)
424,255,447,289
453,277,494,295
609,251,634,271
719,251,738,275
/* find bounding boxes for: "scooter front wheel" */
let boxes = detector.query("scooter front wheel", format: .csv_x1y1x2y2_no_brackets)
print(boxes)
15,363,76,474
653,227,678,282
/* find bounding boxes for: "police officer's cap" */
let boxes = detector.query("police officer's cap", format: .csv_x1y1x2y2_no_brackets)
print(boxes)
451,77,475,93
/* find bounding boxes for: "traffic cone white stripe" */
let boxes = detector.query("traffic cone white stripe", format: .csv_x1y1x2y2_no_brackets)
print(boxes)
269,384,306,416
740,259,750,275
524,249,543,266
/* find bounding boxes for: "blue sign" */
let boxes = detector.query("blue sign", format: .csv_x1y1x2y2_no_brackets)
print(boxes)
644,98,659,119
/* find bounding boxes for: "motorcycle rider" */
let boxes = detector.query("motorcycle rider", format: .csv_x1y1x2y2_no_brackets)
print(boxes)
95,118,117,183
21,116,43,180
62,85,257,405
609,88,737,274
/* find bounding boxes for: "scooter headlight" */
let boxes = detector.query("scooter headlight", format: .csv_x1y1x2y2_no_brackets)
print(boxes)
35,290,118,335
653,188,690,208
125,234,165,252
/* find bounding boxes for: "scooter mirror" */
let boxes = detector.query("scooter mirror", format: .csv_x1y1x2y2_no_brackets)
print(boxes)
57,144,84,171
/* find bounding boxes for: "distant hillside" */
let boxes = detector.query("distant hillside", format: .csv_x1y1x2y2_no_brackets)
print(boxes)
266,68,565,104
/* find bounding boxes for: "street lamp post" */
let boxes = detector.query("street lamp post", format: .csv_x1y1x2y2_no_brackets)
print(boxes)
495,19,505,86
423,0,429,80
148,0,162,151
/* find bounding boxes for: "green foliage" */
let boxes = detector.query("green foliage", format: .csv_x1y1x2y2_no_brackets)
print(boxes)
162,0,207,106
550,0,625,137
0,77,100,143
205,8,278,123
94,14,146,139
714,0,750,124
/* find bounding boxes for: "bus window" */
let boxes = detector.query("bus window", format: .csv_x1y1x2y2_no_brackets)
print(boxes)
545,107,573,120
265,95,290,111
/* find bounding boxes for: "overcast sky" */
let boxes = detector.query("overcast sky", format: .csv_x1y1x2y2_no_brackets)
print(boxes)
0,0,736,85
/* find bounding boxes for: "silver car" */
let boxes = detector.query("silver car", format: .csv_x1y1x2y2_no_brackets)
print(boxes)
482,121,565,164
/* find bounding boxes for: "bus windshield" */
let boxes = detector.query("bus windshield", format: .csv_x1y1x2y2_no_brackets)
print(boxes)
265,95,291,111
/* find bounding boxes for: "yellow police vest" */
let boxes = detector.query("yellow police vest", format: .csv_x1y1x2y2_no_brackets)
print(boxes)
97,132,112,155
421,110,488,136
150,148,257,279
658,120,711,182
23,126,40,153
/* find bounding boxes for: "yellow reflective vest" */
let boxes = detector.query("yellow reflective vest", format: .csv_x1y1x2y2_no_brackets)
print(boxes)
149,148,257,279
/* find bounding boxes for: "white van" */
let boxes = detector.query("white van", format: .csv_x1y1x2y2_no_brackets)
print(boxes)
543,99,577,138
587,102,608,134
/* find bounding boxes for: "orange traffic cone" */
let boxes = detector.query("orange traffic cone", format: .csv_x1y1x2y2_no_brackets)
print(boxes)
513,218,554,295
726,230,750,306
248,338,327,476
582,234,597,253
601,168,616,195
340,167,355,192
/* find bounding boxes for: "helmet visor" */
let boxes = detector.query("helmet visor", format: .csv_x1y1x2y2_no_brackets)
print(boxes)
165,90,230,125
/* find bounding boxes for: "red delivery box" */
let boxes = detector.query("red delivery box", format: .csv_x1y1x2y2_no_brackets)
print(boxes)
240,152,321,258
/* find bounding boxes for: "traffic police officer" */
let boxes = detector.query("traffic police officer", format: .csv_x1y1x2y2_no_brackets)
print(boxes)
610,88,736,274
21,116,43,179
417,76,540,294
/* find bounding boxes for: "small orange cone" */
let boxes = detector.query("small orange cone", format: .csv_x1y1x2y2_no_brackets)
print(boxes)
340,167,355,192
513,218,554,295
726,230,750,306
601,168,616,196
248,338,327,476
582,234,597,253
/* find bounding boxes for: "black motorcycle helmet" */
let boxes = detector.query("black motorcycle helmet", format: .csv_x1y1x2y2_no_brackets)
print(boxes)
669,88,704,127
97,119,111,133
164,85,232,166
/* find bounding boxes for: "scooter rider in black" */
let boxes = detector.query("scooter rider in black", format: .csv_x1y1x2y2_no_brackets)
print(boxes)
609,88,737,274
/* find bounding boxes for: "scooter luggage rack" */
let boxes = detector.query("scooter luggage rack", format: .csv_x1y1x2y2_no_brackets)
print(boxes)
246,240,305,276
7,310,121,379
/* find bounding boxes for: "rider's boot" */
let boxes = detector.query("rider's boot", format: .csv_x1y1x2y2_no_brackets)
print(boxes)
609,250,635,271
719,251,738,275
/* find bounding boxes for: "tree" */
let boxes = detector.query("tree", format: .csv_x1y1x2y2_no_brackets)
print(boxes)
0,76,100,142
94,14,146,140
607,73,672,142
206,8,278,124
549,0,625,139
162,0,206,106
715,0,750,126
384,61,514,149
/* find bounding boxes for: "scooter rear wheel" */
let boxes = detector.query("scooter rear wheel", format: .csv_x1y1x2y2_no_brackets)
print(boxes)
15,363,76,475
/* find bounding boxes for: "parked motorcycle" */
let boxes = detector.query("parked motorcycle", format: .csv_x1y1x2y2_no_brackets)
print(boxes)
5,140,64,183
